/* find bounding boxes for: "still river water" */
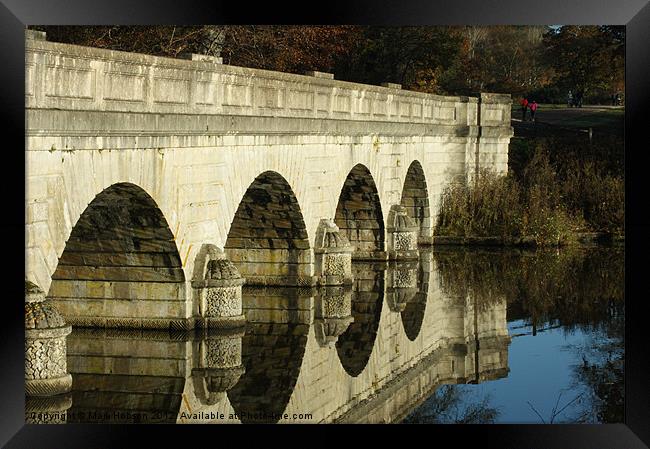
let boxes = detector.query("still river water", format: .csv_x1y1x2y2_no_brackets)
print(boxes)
42,245,624,424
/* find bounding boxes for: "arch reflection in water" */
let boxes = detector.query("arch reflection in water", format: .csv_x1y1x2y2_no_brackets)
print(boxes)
335,262,386,377
65,328,244,423
227,287,311,423
400,249,432,341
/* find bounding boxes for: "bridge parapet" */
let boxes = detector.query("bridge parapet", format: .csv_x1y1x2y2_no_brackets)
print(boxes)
25,31,511,132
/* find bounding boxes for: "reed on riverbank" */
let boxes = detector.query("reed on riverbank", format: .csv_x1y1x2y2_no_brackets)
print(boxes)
436,141,624,246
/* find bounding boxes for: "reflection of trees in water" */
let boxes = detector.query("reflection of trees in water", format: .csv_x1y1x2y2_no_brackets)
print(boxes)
433,246,624,327
565,311,624,423
402,385,499,424
433,245,624,423
335,262,385,377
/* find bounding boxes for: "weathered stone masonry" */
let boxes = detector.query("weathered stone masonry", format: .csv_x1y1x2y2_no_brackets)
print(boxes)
25,29,512,329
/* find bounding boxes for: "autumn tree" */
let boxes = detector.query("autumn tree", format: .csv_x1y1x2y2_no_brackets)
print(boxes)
439,26,553,97
30,25,623,103
30,25,226,58
542,26,625,101
220,26,361,74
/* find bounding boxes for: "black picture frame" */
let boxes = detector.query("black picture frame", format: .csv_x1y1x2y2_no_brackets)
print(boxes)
2,0,648,446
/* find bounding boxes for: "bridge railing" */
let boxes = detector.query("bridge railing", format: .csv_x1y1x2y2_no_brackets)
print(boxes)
26,30,511,131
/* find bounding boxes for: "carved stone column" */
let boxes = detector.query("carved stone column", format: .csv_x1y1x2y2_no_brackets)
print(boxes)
192,245,246,329
387,205,419,260
314,286,354,347
25,280,72,423
314,218,353,286
386,261,419,312
25,281,73,396
191,328,245,406
25,395,73,424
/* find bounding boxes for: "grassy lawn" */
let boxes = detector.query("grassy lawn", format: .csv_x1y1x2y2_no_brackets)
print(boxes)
558,113,623,130
513,105,624,136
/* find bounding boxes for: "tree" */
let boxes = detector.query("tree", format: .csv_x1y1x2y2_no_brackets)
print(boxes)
30,25,227,58
542,26,625,101
403,385,500,423
30,25,623,103
334,26,462,94
220,26,361,75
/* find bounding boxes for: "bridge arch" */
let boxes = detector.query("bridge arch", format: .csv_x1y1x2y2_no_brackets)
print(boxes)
400,160,431,244
334,164,385,260
224,171,313,286
47,182,186,327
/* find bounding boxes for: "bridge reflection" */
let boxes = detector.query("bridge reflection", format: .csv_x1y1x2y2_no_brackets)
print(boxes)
27,245,623,424
227,287,311,423
53,248,515,423
335,261,386,377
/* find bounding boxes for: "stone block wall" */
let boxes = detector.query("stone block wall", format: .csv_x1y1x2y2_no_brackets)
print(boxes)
224,171,314,286
47,183,188,328
334,165,386,259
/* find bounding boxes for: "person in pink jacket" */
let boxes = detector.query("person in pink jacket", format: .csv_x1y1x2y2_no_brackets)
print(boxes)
529,101,538,122
519,97,529,121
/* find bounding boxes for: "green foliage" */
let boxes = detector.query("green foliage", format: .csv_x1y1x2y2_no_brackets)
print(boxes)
561,161,625,233
437,132,624,244
436,151,587,246
511,135,624,234
543,26,625,99
436,171,522,239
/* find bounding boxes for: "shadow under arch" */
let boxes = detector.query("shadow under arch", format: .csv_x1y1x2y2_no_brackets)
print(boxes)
400,249,432,341
335,261,386,377
400,160,431,244
47,182,186,327
227,287,311,423
224,171,313,287
334,164,385,260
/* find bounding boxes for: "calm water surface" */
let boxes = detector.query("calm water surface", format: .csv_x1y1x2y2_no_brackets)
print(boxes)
46,246,623,424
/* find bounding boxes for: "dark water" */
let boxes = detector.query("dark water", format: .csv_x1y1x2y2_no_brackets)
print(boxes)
405,246,624,424
45,245,623,424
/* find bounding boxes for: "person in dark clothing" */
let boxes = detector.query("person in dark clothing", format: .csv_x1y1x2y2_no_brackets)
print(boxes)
529,101,538,122
520,97,529,121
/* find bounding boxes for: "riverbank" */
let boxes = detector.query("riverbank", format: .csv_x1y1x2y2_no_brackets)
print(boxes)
430,232,624,248
434,109,624,248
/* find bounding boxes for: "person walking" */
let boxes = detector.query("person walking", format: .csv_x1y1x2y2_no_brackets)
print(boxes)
575,91,583,108
567,90,573,107
520,97,529,121
529,100,538,122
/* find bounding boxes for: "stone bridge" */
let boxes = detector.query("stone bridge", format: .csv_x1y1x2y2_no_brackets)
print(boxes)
25,29,512,330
